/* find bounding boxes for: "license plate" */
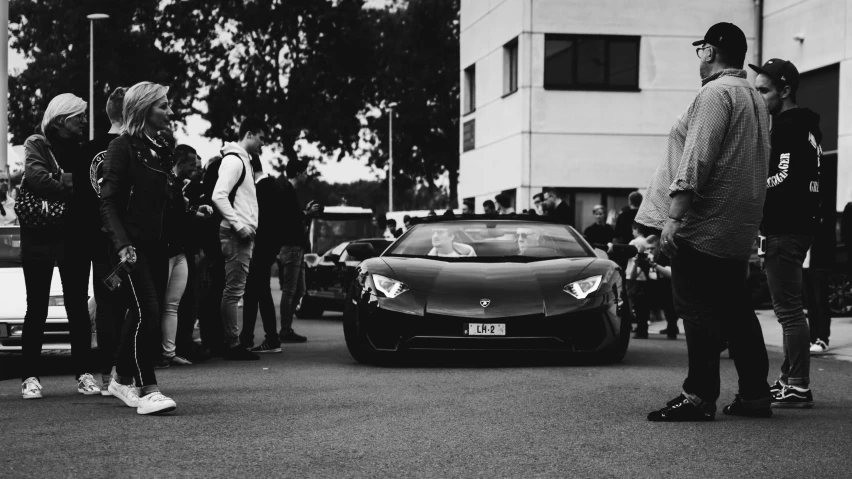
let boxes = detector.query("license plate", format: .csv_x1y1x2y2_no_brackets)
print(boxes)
467,323,506,336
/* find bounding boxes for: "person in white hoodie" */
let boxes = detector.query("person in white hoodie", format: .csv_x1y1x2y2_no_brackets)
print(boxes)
212,117,267,360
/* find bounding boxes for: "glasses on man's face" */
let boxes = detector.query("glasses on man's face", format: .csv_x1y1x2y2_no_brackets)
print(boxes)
695,46,711,59
432,228,449,236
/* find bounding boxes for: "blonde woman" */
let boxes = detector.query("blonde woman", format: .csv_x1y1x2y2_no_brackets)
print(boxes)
20,93,102,399
100,82,178,415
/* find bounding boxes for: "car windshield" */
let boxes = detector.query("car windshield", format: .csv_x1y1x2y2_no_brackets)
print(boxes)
384,221,593,260
0,227,22,268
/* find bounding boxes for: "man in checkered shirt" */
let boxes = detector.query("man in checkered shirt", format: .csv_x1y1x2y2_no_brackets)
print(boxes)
638,23,773,422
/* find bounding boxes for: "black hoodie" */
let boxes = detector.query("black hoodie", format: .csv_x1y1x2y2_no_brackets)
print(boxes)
761,108,822,236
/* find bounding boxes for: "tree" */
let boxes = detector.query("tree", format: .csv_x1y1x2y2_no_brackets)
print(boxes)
7,0,198,142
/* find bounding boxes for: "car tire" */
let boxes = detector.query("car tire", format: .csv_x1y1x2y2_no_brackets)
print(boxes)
295,297,325,319
599,283,631,363
342,293,397,366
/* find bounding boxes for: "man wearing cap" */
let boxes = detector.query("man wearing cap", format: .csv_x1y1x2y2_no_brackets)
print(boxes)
637,22,773,422
751,58,822,409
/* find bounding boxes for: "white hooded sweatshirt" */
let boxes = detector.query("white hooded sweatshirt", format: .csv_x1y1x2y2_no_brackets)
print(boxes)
212,142,258,233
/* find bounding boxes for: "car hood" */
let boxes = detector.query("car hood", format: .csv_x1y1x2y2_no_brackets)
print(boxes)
0,267,65,319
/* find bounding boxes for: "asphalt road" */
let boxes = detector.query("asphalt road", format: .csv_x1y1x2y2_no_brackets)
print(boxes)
2,313,852,478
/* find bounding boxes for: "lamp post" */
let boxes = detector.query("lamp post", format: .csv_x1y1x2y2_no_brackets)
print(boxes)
87,13,110,141
387,102,398,212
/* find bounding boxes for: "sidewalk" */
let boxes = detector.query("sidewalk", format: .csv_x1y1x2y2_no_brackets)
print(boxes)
754,309,852,362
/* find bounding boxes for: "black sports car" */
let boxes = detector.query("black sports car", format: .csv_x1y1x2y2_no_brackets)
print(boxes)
343,217,634,364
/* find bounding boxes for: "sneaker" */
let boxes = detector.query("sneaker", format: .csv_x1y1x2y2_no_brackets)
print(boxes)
224,346,260,361
108,380,141,408
810,339,829,355
769,380,786,397
77,373,102,395
279,330,308,343
722,394,772,418
648,394,715,422
658,327,678,339
772,385,814,409
633,331,649,339
22,377,43,399
154,356,171,369
250,341,282,353
171,355,193,365
136,391,177,415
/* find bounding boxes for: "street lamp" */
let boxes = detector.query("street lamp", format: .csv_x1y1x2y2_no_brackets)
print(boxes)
387,102,397,212
87,13,110,140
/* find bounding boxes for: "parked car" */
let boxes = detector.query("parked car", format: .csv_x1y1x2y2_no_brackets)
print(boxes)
0,226,97,351
297,238,393,319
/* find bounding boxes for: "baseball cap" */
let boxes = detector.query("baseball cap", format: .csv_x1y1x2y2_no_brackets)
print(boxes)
748,58,800,93
693,22,747,59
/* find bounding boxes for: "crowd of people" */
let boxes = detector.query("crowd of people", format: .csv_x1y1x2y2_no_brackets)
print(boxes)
14,82,323,415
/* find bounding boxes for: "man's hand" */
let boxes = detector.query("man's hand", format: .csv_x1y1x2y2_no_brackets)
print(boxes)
305,201,322,217
118,245,137,264
661,219,681,258
195,205,213,218
237,225,256,241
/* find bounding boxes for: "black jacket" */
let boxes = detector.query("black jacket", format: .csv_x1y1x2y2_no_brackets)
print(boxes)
761,108,822,236
254,175,284,260
275,176,310,250
100,134,175,252
614,207,638,244
78,134,118,239
550,201,573,227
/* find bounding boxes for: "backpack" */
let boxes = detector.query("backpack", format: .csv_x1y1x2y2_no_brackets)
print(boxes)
200,152,246,257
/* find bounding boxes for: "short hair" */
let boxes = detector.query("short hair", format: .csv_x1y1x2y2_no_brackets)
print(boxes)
532,193,544,202
483,200,495,209
495,193,511,208
173,144,197,166
544,188,560,199
250,154,263,173
628,191,643,207
764,74,798,103
106,87,126,125
122,82,169,138
41,93,87,134
238,117,270,141
645,235,659,244
285,158,308,178
403,215,411,223
714,45,745,70
387,219,397,227
592,204,606,214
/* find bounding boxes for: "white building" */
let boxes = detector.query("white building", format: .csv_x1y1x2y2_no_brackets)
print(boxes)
459,0,851,231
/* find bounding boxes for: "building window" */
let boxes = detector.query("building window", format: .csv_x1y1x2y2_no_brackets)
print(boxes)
464,64,476,114
544,34,640,91
463,119,475,152
503,38,519,96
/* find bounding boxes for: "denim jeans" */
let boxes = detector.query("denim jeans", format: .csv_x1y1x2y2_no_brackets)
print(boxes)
765,234,812,387
277,245,306,335
220,227,254,348
804,268,832,344
671,240,770,405
161,253,188,358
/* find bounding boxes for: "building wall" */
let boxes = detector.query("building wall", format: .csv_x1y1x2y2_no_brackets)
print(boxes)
762,0,852,210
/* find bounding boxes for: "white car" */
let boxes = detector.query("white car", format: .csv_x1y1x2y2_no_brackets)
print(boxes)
0,226,97,351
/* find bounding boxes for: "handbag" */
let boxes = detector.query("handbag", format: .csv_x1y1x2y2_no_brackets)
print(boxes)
14,140,68,228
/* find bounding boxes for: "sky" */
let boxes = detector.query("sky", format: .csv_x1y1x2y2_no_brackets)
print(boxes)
7,39,380,184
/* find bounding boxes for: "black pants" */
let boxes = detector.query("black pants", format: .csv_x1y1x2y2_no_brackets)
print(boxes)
198,252,225,352
92,236,128,377
804,268,832,344
627,280,650,334
175,251,199,357
240,254,278,347
650,279,678,333
115,244,167,391
671,241,770,404
21,254,93,381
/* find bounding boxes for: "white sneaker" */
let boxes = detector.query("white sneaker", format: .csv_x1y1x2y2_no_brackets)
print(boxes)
810,339,829,354
22,377,43,399
108,380,140,408
77,373,102,395
136,391,177,415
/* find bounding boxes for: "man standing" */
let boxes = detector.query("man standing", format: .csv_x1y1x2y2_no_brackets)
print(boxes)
751,58,821,408
614,191,642,244
212,117,267,360
482,200,497,217
275,158,321,344
637,23,773,421
532,192,545,216
544,189,572,226
495,194,515,215
0,171,16,226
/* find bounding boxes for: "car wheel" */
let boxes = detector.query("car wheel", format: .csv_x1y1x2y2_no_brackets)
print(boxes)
829,273,852,316
608,285,631,362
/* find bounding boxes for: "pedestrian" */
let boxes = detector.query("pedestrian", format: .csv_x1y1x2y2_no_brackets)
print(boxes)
403,214,412,231
275,158,321,344
18,93,101,400
100,82,178,414
212,117,268,360
750,58,822,408
81,86,128,392
614,191,642,245
532,192,545,216
626,225,652,339
386,218,402,238
0,170,17,226
242,155,285,353
637,23,773,421
495,193,514,215
543,189,572,226
645,235,679,339
583,205,615,247
803,221,833,355
482,200,496,217
461,202,473,216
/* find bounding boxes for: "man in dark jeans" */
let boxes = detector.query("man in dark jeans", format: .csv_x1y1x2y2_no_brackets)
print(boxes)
636,23,773,421
751,58,821,408
275,158,321,344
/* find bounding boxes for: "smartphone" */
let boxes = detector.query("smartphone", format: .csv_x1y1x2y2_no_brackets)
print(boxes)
757,235,767,257
103,258,134,292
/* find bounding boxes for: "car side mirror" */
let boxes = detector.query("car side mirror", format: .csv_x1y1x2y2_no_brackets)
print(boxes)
345,243,377,262
594,248,608,259
325,254,341,264
608,244,638,262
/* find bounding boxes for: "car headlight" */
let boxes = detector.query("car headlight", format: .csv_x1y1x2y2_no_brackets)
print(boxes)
372,274,409,299
563,275,602,299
